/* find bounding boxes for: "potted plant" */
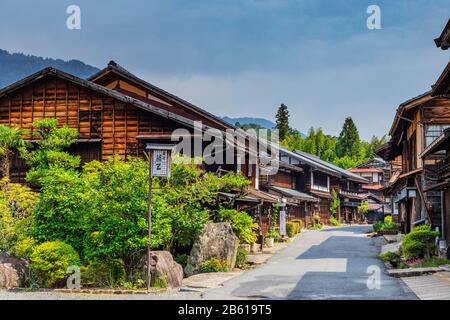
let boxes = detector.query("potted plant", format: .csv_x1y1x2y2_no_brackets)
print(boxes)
265,229,280,247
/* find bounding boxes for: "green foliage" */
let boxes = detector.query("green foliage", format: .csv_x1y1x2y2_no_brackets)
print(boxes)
30,167,89,255
358,201,369,215
402,225,439,259
384,215,392,224
373,219,399,233
286,222,296,238
411,257,450,268
218,209,258,244
280,119,387,169
199,258,229,273
267,229,281,239
30,241,80,288
378,251,401,267
286,221,301,237
336,117,360,158
174,254,189,267
0,179,37,252
290,219,304,231
235,246,248,269
0,125,27,177
275,103,290,141
21,119,79,185
330,189,340,218
12,238,37,258
329,217,341,227
81,259,126,288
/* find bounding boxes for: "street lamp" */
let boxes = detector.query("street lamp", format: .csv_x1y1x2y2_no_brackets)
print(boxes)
145,143,174,291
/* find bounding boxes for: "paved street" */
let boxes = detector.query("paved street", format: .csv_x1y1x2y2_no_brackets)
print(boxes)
0,225,417,300
204,225,416,300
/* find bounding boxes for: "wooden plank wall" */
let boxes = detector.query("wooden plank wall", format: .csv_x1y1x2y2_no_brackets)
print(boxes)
0,74,187,161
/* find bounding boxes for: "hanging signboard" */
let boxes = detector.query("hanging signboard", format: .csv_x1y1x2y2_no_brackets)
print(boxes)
152,150,170,177
279,208,287,236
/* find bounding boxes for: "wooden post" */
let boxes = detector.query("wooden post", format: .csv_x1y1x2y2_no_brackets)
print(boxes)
147,150,153,291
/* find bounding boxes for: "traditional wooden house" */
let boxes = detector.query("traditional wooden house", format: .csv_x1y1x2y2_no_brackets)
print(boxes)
272,148,367,225
421,128,450,255
0,64,265,185
435,19,450,50
377,87,450,233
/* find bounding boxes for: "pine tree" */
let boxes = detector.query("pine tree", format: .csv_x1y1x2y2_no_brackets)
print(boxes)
275,103,290,141
336,117,360,158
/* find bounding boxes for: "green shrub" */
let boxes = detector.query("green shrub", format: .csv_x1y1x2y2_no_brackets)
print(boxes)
267,229,281,240
218,209,258,244
402,225,439,259
30,241,80,288
378,251,400,267
329,217,341,226
174,254,189,267
235,247,248,269
199,258,229,273
81,259,126,288
0,179,37,252
12,238,37,258
384,215,392,224
286,222,296,238
290,219,304,231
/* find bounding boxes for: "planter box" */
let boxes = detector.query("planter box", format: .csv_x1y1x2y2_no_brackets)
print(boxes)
250,243,260,253
377,230,398,236
265,238,274,248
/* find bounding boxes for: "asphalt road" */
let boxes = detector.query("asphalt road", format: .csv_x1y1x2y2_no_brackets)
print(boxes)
0,225,417,300
204,225,417,300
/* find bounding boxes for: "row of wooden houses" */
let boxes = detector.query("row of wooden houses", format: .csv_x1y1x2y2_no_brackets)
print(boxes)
376,19,450,256
0,57,376,237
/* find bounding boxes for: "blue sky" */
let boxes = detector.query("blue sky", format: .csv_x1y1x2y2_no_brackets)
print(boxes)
0,0,449,139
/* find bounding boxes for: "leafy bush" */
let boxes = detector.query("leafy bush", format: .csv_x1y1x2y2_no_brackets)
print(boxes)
199,258,229,273
384,215,392,224
329,217,341,226
218,209,258,244
286,222,296,238
174,254,189,268
235,247,248,269
373,218,399,233
81,259,126,288
378,251,400,267
0,179,37,252
402,225,439,259
267,229,281,240
30,241,80,288
12,238,37,258
290,219,304,231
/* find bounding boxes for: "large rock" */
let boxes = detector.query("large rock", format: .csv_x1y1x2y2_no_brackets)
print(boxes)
149,251,183,289
185,222,239,277
0,253,29,289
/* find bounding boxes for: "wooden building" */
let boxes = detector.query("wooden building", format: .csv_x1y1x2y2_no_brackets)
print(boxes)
274,148,367,225
0,64,263,184
421,128,450,256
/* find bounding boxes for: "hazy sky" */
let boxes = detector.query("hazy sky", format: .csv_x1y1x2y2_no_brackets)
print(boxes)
0,0,449,140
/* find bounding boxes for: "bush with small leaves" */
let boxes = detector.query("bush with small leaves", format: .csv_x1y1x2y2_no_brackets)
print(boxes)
235,247,248,269
199,258,229,273
402,225,439,259
30,241,80,288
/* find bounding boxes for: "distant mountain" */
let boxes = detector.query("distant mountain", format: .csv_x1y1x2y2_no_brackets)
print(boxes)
0,49,99,88
222,116,276,129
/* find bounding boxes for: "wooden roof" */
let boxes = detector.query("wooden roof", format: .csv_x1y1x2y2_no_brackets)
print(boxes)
432,61,450,97
88,61,233,131
434,19,450,50
0,67,201,131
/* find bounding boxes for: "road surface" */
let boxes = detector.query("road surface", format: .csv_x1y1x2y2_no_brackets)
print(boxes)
204,225,416,300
